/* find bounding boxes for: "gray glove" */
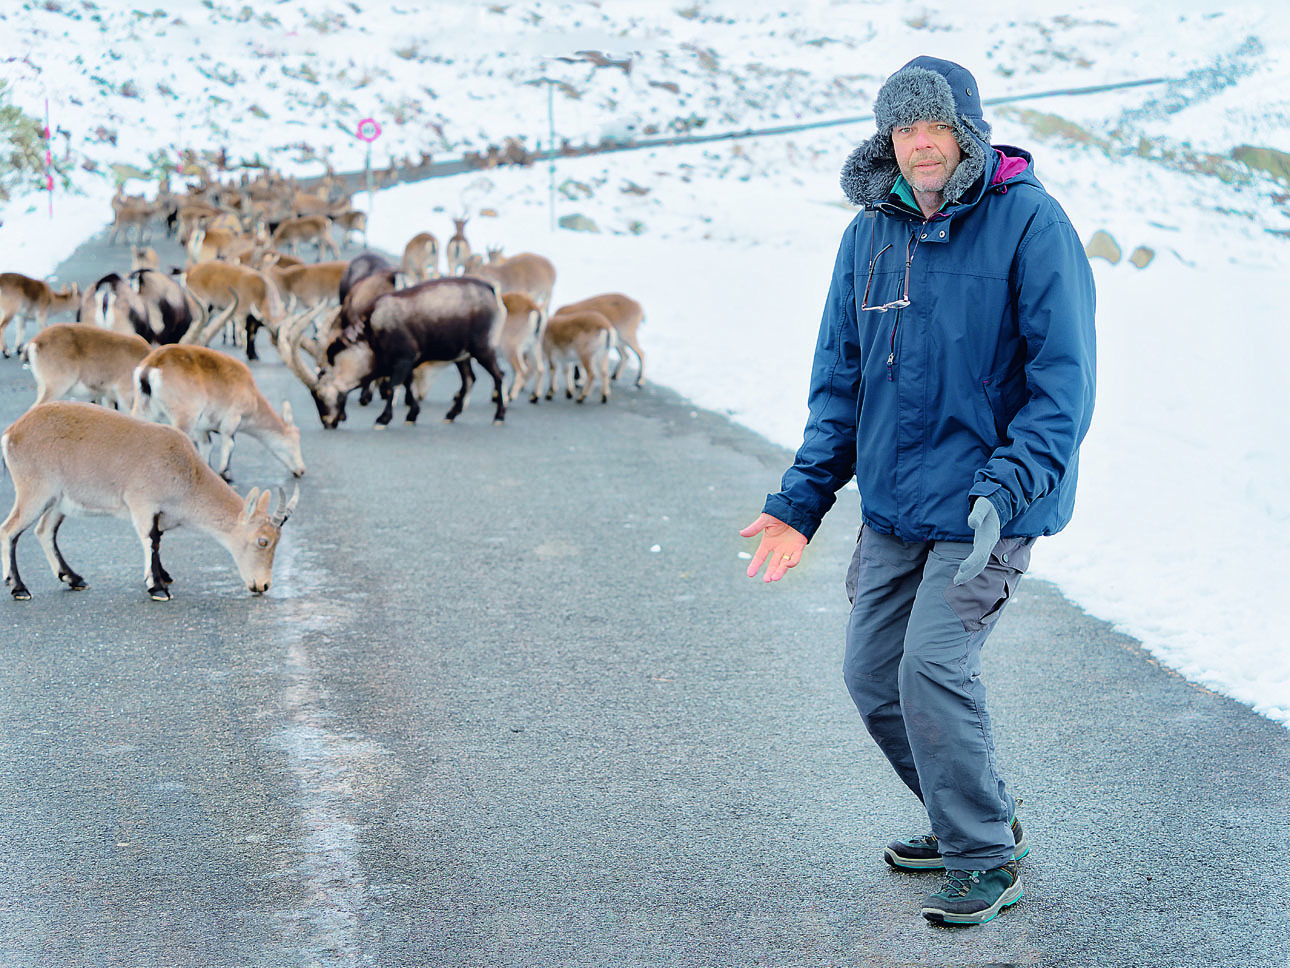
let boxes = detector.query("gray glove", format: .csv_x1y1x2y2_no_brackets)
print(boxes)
953,498,1000,586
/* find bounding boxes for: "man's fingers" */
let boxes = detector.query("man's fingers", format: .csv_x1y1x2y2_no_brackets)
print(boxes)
765,549,797,582
953,550,988,586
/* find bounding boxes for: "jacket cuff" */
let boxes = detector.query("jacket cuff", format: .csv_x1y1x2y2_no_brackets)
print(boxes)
969,485,1014,531
762,493,820,542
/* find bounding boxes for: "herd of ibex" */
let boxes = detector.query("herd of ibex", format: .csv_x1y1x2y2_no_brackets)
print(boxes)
1,162,647,602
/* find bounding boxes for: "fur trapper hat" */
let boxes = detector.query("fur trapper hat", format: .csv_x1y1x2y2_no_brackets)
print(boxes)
840,56,993,208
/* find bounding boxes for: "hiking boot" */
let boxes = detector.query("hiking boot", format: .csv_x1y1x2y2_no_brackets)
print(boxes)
883,817,1028,870
921,860,1023,925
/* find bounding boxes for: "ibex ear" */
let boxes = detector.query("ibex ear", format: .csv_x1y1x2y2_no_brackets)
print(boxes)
254,489,273,518
281,400,294,426
241,486,262,520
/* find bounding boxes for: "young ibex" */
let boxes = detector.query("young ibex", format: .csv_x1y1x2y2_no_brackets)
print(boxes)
539,309,615,404
2,401,299,601
0,273,82,357
23,323,153,410
550,292,645,386
132,344,306,480
498,291,545,403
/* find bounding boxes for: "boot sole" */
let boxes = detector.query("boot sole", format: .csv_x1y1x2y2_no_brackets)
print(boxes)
922,880,1023,925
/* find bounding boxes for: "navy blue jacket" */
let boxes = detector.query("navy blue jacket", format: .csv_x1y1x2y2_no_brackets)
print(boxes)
763,146,1096,542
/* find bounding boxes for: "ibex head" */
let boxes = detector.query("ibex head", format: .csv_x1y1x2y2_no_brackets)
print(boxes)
232,485,299,595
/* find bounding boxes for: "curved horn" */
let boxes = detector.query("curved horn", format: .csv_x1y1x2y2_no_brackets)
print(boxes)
177,283,208,343
186,286,239,346
277,304,324,391
272,484,300,527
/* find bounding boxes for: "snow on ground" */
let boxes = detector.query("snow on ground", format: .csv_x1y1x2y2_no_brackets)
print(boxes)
2,1,1289,726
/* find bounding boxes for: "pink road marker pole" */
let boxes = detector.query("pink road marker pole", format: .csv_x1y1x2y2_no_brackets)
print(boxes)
45,97,53,218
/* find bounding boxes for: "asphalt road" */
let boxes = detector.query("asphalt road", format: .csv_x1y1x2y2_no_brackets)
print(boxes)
0,229,1286,967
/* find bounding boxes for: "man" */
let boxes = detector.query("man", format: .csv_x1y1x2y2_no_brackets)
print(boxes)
741,56,1096,926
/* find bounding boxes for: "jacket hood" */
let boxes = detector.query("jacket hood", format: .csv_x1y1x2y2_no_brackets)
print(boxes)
840,56,997,210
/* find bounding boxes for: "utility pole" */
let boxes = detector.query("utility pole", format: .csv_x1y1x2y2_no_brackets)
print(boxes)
530,77,559,232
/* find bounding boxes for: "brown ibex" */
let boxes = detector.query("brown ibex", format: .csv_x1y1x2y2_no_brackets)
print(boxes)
23,323,153,410
132,343,306,480
445,218,471,275
0,273,82,357
270,215,341,261
281,276,507,429
472,250,557,311
402,231,439,282
2,401,298,601
550,292,645,386
539,309,614,404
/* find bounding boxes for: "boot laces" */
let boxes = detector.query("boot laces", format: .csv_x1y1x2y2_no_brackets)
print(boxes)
942,870,982,897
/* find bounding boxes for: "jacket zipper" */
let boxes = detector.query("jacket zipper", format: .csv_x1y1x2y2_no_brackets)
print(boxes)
886,313,899,381
886,223,927,381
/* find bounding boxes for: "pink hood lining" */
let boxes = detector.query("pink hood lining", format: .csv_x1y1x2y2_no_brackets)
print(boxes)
993,150,1030,185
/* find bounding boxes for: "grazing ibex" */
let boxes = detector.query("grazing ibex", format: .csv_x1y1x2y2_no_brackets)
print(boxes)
0,273,82,357
281,276,506,429
445,218,471,274
2,401,298,601
270,215,341,261
132,343,306,480
182,261,286,358
24,323,153,410
550,292,645,386
402,231,439,281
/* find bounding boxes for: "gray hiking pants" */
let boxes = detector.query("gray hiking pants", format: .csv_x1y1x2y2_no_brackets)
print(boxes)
842,525,1033,871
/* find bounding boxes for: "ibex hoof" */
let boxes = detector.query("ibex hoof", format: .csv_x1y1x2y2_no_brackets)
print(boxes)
149,586,172,602
11,587,31,601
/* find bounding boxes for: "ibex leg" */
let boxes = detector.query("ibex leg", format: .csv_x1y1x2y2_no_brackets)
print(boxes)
34,508,86,590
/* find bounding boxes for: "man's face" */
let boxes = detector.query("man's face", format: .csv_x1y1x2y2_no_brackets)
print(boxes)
892,120,963,194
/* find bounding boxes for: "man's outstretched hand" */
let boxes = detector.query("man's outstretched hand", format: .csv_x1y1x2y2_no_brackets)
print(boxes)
740,513,808,583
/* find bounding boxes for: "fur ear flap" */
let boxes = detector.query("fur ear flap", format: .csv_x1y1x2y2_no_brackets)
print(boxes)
839,134,901,208
241,486,262,519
